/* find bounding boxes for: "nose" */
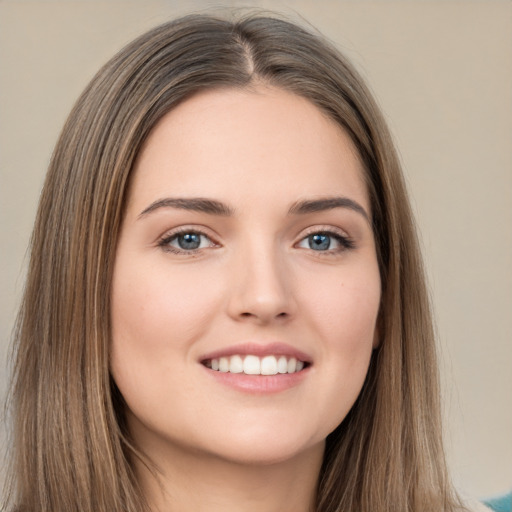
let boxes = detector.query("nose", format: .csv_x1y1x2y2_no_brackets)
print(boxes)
226,240,296,325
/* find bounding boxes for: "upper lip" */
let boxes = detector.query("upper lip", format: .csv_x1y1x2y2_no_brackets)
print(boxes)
198,342,313,364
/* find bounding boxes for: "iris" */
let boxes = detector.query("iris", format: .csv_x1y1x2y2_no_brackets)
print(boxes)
308,233,331,250
177,233,201,250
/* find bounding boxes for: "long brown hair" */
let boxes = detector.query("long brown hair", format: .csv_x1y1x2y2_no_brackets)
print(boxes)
5,12,464,512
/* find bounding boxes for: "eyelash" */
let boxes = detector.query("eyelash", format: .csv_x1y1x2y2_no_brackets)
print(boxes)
157,227,355,255
296,228,355,255
158,227,216,255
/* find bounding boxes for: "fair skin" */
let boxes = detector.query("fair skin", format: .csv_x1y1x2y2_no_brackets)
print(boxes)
111,86,381,512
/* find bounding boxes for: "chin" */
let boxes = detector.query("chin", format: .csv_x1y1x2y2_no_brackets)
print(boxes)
194,427,326,467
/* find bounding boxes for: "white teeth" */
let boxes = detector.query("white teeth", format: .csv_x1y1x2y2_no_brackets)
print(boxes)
219,357,229,373
277,356,288,374
229,355,243,373
261,355,278,375
243,355,261,375
207,355,307,375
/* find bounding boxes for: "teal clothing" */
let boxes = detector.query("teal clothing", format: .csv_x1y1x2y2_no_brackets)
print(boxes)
483,491,512,512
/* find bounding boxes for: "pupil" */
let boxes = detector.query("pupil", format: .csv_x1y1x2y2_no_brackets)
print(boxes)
309,234,330,250
178,233,201,250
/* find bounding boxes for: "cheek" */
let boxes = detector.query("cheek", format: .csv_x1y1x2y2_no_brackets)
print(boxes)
109,260,221,390
296,262,380,428
302,264,381,350
112,260,219,344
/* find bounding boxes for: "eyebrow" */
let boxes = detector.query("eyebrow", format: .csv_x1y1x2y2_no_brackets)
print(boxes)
288,197,370,221
138,195,369,221
138,197,234,218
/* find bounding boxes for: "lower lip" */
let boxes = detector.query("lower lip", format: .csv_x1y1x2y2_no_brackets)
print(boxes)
202,366,310,394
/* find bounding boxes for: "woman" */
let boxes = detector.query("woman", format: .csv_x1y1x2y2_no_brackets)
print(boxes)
3,12,490,512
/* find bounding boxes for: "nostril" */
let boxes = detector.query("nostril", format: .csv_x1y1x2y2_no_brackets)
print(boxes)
238,311,289,321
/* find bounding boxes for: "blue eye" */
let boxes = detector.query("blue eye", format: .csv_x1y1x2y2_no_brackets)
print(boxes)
308,233,331,250
297,231,354,252
159,231,214,253
175,233,202,250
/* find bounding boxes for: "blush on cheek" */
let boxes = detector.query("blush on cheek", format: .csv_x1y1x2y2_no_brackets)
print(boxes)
310,283,379,344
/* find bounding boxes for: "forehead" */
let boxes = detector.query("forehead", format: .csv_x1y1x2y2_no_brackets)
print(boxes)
128,86,369,215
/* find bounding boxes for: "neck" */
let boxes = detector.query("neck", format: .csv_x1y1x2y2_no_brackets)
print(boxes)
134,440,324,512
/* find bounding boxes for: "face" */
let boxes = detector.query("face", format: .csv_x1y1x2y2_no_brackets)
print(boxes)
111,86,381,467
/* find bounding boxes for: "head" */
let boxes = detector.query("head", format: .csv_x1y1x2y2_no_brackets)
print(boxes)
7,12,456,512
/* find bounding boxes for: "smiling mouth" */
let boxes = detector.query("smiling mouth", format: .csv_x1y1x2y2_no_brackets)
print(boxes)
202,355,310,375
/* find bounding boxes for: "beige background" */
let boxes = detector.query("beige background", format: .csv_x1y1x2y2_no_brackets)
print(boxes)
0,0,510,499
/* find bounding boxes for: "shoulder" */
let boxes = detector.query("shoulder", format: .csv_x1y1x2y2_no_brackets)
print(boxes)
482,491,512,512
470,503,495,512
461,496,505,512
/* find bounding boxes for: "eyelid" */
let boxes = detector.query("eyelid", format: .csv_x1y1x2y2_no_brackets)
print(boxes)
155,224,355,255
297,225,351,242
157,225,220,254
294,225,355,252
